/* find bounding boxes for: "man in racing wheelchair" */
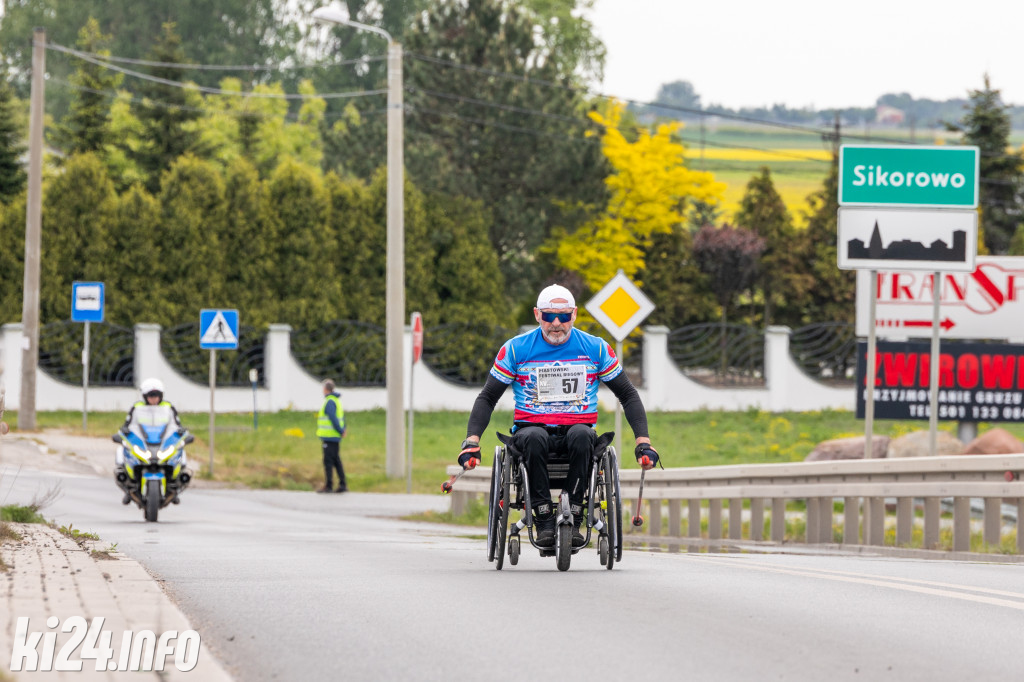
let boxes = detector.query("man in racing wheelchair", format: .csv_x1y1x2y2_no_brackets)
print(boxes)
457,283,659,549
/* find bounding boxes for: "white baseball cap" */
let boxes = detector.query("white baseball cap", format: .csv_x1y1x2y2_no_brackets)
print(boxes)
536,284,576,310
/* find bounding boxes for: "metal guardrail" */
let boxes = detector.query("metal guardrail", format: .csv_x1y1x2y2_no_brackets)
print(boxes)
447,454,1024,554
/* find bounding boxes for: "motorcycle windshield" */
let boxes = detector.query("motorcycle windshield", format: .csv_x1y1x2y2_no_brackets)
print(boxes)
130,404,176,445
142,424,165,444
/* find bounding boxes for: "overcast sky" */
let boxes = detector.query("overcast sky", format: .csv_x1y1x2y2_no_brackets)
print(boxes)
586,0,1024,110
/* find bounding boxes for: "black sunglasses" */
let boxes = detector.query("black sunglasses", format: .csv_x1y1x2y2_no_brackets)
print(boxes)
540,311,573,323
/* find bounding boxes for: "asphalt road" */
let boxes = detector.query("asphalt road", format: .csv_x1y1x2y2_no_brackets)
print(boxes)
3,438,1024,682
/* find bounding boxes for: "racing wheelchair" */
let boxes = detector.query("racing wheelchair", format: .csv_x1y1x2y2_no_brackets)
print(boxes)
486,430,623,572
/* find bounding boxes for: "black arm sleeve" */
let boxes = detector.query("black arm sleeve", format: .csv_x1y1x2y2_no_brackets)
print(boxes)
605,373,649,440
466,375,509,438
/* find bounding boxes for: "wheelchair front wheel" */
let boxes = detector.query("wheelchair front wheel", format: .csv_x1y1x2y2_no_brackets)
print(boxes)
598,534,609,566
556,523,572,571
508,536,520,565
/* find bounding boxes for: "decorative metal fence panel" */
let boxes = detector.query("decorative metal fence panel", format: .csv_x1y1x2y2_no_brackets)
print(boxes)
667,323,766,387
421,323,517,387
291,321,386,386
38,321,134,386
789,322,857,385
161,323,265,387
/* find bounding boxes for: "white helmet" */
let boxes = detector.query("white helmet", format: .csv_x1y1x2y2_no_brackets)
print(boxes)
140,377,165,398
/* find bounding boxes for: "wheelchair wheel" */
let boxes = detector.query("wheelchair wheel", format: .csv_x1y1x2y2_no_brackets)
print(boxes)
486,446,502,562
598,535,609,566
494,450,511,571
556,523,572,571
508,536,520,565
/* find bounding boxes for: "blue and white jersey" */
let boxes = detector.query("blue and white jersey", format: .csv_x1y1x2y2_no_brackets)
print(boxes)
490,326,622,425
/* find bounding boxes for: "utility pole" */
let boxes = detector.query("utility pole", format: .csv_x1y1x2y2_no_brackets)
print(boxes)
19,27,44,431
822,111,841,164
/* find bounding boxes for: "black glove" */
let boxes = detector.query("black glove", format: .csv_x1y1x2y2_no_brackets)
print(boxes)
457,439,481,469
635,443,659,469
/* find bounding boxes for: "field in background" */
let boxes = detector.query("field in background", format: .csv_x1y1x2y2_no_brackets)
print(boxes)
678,123,963,226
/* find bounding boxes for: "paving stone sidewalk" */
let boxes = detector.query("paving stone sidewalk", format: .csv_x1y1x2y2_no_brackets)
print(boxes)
1,523,233,681
1,430,233,680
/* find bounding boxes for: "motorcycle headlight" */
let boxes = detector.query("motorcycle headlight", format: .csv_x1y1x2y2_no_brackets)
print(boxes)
160,443,184,464
132,444,149,461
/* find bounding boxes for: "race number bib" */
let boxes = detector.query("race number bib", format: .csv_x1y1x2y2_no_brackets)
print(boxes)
535,364,586,403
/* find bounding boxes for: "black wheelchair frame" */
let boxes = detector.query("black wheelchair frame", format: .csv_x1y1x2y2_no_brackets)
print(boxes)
486,430,623,572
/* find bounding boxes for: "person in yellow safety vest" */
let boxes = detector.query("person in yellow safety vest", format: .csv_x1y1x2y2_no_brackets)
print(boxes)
316,378,347,493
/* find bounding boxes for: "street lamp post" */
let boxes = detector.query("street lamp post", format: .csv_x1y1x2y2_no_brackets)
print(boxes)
313,6,405,479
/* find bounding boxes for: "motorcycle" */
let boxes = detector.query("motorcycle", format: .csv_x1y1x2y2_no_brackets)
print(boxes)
112,418,194,522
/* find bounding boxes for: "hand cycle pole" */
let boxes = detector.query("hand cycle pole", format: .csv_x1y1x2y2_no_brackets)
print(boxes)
209,349,216,477
82,320,90,431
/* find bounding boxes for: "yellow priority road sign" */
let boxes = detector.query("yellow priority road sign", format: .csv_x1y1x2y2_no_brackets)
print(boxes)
585,271,655,342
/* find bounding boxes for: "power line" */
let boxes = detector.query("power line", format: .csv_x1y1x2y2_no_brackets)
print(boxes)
45,42,385,101
43,41,386,71
48,77,386,123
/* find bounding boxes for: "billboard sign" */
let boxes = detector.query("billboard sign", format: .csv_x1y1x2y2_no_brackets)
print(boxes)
856,257,1024,340
855,340,1024,422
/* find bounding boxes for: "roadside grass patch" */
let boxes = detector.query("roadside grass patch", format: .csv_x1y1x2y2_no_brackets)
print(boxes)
91,543,119,560
1,504,46,524
56,523,100,548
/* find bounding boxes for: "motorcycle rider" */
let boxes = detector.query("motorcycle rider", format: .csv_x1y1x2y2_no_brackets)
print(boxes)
115,378,187,504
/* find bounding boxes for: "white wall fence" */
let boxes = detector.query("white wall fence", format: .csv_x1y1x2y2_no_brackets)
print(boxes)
0,322,854,414
446,453,1024,555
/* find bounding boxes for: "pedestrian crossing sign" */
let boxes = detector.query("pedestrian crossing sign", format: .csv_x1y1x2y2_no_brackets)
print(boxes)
200,309,239,349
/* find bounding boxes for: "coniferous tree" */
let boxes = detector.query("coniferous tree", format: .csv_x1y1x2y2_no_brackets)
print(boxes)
107,185,161,326
264,159,331,328
130,23,205,193
327,171,380,320
0,63,26,202
947,75,1024,255
53,18,122,157
799,162,855,323
40,153,118,322
0,196,26,321
220,158,275,326
157,155,227,322
734,167,807,326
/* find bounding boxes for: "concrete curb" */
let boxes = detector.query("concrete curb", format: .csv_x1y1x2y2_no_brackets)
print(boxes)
1,523,233,680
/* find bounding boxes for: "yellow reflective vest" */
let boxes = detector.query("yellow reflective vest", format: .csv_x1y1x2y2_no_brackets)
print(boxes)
316,394,345,440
